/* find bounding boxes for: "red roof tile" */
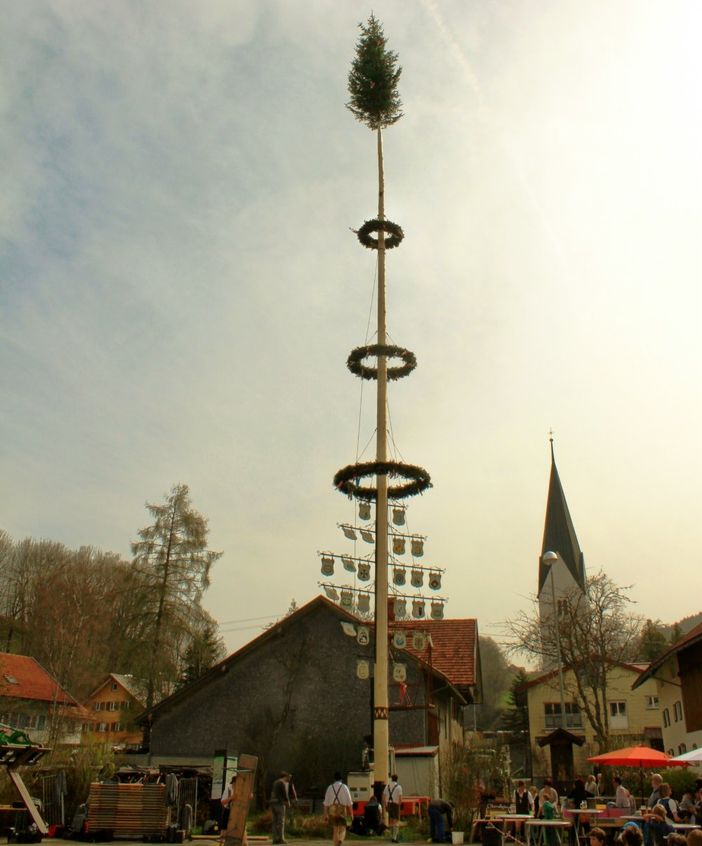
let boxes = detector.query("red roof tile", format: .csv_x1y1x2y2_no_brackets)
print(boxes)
0,653,79,706
524,657,649,689
392,618,478,689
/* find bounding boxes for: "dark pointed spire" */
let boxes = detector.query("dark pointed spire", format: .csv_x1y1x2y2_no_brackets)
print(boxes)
539,436,586,594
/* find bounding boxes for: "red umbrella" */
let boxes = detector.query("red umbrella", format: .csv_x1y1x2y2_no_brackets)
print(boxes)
588,746,689,768
588,745,688,806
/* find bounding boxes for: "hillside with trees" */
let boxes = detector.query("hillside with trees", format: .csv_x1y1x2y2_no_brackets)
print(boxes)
0,484,224,704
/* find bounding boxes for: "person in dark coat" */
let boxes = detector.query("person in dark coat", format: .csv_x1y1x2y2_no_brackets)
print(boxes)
568,779,588,807
269,772,292,844
428,798,453,843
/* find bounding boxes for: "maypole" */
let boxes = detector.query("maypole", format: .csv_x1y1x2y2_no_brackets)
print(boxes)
334,15,431,794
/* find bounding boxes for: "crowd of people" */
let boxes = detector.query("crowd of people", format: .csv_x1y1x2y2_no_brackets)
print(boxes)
218,768,702,846
507,773,702,846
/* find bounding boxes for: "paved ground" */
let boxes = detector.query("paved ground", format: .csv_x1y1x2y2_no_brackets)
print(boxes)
41,838,422,846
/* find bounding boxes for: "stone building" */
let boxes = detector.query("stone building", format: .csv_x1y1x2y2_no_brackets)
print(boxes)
139,595,480,796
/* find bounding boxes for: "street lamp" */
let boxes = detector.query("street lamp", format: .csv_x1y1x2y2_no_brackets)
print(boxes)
542,551,567,730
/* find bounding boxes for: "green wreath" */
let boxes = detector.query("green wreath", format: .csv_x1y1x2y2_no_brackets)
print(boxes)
355,218,404,250
334,460,432,501
347,344,417,381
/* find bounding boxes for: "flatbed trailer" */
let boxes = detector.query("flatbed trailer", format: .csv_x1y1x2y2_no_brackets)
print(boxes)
0,725,51,842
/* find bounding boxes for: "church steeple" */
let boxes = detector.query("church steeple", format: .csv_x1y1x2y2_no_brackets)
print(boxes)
538,438,586,595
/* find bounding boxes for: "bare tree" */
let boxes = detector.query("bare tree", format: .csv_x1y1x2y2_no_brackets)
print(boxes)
504,571,644,751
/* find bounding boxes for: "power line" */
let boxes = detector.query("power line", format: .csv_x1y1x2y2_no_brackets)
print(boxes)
217,613,284,626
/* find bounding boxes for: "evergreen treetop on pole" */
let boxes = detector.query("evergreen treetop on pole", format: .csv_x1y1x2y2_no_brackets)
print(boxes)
346,14,403,130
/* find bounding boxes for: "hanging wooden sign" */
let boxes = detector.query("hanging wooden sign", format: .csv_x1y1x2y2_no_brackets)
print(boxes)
392,662,407,682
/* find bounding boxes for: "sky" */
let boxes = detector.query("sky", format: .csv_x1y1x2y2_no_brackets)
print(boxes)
2,0,702,655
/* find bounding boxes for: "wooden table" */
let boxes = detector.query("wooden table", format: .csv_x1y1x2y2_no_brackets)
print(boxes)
563,809,604,843
495,814,533,846
525,819,573,846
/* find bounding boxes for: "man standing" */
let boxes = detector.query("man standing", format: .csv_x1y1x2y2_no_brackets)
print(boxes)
220,775,237,835
324,772,353,846
647,775,663,809
269,771,292,845
383,774,403,843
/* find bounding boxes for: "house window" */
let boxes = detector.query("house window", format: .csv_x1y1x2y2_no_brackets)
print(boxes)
4,674,19,685
111,722,122,732
108,702,117,711
94,703,100,711
37,715,45,730
111,683,118,691
673,701,683,722
98,722,107,732
663,708,671,728
645,695,659,709
678,744,687,755
667,748,674,756
609,701,628,729
544,702,582,729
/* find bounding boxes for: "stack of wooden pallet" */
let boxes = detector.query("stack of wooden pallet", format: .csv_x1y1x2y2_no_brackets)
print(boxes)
87,783,167,837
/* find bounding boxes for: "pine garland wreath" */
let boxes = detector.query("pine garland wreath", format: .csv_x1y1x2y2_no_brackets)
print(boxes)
348,344,416,381
334,460,432,501
346,14,403,130
355,218,404,250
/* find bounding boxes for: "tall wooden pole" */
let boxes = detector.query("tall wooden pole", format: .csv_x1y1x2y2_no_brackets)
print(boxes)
373,126,389,788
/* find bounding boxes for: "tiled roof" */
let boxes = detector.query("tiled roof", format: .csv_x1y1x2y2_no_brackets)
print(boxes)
87,673,148,704
141,595,479,721
632,620,702,689
111,674,148,704
392,618,478,690
0,653,79,706
524,657,649,689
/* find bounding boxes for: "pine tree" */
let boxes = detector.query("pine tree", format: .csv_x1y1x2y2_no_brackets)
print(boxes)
177,616,224,688
131,483,221,709
346,14,403,131
638,619,669,661
502,669,532,777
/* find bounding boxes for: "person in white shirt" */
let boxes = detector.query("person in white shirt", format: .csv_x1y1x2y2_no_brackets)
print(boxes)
383,775,403,843
324,773,354,846
614,777,633,809
220,776,236,831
